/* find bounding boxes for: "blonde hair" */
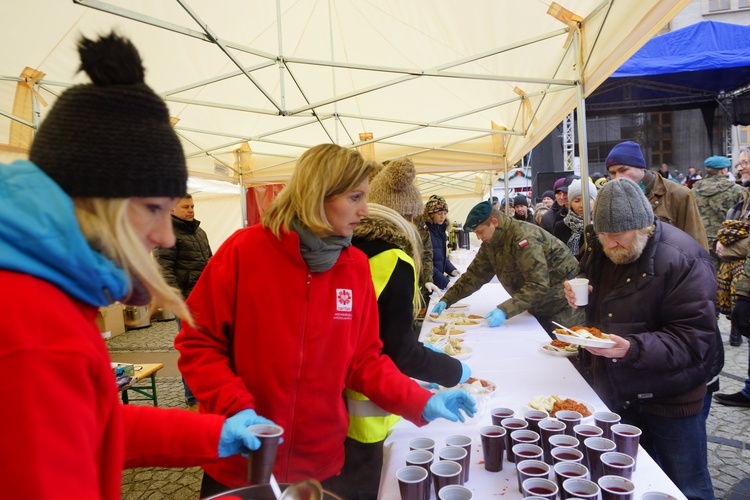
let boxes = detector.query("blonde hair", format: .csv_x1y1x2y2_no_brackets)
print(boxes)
73,198,193,325
262,144,377,237
364,203,424,312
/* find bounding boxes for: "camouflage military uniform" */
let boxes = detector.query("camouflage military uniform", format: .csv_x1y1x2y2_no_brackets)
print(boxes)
442,216,584,332
692,174,744,269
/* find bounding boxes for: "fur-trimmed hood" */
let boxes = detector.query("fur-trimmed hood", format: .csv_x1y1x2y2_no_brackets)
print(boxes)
353,215,415,258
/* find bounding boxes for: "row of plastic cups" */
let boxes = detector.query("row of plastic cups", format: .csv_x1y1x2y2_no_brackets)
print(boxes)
397,462,471,500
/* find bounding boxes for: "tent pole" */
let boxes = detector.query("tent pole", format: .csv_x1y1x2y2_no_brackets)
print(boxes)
573,27,591,229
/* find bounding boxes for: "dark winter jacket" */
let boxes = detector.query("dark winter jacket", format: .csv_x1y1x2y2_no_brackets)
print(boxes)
424,220,457,289
154,215,212,298
541,201,567,233
578,221,717,418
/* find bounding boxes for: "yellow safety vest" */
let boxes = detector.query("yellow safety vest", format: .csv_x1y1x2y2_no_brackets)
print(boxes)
345,248,418,443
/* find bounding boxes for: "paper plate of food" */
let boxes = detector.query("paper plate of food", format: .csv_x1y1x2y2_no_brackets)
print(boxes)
425,335,473,360
461,376,497,395
541,339,580,357
553,325,615,348
527,394,594,419
429,324,467,337
427,312,484,328
446,302,469,309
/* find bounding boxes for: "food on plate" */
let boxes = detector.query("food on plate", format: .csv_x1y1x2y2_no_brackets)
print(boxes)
528,394,591,417
426,335,465,356
463,377,495,393
429,312,482,326
543,339,579,353
554,325,610,341
430,324,466,336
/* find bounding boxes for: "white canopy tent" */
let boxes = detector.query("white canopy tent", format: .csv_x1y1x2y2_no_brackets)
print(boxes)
1,0,687,245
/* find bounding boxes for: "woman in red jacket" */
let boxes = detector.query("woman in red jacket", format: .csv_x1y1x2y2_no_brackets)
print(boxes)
176,144,476,497
0,33,272,499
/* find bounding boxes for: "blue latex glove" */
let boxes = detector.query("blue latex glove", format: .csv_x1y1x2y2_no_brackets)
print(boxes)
423,342,443,353
432,301,448,315
422,389,477,423
484,308,507,327
218,409,276,458
459,362,472,383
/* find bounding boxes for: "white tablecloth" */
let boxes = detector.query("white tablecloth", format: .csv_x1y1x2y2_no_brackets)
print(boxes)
377,282,687,500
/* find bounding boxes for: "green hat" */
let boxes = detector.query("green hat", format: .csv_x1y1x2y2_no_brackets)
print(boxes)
464,201,493,230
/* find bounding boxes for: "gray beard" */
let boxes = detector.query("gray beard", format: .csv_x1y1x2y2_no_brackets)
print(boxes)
602,230,650,265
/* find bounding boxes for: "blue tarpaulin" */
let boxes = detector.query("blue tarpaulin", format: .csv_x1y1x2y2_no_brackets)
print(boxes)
588,21,750,114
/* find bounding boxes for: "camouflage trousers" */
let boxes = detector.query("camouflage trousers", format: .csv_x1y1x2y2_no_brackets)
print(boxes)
533,304,586,339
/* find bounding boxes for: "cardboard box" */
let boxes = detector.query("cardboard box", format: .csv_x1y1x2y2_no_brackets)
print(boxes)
97,303,126,339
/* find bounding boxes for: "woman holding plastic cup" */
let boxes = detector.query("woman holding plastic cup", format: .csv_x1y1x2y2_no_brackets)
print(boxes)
176,144,476,496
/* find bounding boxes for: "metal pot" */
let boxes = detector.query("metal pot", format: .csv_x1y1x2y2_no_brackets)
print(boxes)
123,305,151,329
152,307,176,321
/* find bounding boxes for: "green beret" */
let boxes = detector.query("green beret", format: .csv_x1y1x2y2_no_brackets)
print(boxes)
464,201,493,230
704,155,730,169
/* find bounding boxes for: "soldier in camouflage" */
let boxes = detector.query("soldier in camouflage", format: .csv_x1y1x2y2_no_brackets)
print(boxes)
692,156,745,271
432,201,584,335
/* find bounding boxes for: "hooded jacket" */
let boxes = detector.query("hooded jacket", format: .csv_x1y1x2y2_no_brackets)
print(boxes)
0,160,224,499
175,223,432,486
422,217,458,289
154,214,212,298
579,221,716,417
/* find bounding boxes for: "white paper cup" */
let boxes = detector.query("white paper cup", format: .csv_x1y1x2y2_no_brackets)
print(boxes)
569,278,590,306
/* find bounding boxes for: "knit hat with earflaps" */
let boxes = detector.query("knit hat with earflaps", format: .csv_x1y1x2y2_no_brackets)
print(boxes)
594,178,655,233
425,194,448,214
368,157,423,218
29,32,187,198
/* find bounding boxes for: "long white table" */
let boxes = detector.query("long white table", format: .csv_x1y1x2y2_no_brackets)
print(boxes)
377,281,687,499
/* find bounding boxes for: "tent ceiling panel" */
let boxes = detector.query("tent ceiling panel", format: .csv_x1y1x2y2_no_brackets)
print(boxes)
1,0,688,186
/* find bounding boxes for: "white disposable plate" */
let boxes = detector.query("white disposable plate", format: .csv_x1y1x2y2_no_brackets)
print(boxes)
461,377,497,395
428,327,468,338
526,397,595,420
427,314,485,328
451,345,473,360
554,332,615,348
447,303,469,309
540,343,579,357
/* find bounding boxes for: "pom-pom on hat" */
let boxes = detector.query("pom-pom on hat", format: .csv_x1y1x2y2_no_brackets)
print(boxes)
464,201,493,231
367,157,423,218
567,179,598,202
29,32,187,198
594,178,655,233
704,156,731,170
605,141,647,170
425,195,448,214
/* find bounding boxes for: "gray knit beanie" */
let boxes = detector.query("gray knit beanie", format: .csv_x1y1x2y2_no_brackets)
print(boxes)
593,178,654,233
368,157,423,218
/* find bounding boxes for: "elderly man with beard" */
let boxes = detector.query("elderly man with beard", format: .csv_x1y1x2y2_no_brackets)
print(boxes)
563,178,717,500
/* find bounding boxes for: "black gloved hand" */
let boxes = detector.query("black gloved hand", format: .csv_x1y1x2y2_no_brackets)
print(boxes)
731,295,750,338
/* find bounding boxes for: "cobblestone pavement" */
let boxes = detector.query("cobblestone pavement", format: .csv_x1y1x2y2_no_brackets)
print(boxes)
109,318,750,499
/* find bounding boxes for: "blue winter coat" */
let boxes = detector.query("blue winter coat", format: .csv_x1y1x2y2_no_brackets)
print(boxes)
425,220,457,289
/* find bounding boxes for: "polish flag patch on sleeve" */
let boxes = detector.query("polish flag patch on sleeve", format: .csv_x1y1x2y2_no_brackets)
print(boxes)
518,239,529,248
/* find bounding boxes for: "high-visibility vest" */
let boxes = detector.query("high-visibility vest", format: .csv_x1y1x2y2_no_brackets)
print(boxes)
345,248,418,443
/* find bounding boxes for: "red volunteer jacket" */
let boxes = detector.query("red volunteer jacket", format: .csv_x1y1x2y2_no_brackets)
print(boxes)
0,271,224,499
176,224,431,486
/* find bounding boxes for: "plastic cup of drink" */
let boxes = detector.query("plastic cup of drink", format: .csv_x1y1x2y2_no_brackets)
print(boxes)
516,458,550,493
405,449,433,500
573,424,603,468
437,446,468,485
523,409,549,434
569,278,590,306
551,446,584,465
600,451,635,480
501,417,528,463
445,435,472,482
247,424,283,485
538,418,566,465
549,434,580,450
397,465,429,500
490,407,515,426
562,477,600,499
593,411,621,441
583,437,616,483
479,425,506,472
554,461,590,498
611,423,641,471
521,477,558,499
598,474,635,500
556,409,583,436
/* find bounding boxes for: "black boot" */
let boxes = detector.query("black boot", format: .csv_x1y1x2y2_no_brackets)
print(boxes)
729,324,742,347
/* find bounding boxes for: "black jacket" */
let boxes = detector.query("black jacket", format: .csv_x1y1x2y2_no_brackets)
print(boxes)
154,215,212,298
578,221,717,417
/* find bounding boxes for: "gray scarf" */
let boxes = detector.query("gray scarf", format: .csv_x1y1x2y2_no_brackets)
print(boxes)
291,219,351,272
563,210,585,256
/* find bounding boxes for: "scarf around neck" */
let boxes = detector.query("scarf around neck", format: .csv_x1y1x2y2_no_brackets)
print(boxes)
563,210,585,255
290,219,352,272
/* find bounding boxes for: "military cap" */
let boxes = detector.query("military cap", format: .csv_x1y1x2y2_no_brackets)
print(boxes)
464,201,493,231
704,156,731,170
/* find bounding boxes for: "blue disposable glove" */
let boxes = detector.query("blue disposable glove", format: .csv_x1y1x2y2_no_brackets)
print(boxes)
484,308,507,327
432,301,448,315
422,389,477,423
459,362,472,383
423,342,444,353
218,409,276,458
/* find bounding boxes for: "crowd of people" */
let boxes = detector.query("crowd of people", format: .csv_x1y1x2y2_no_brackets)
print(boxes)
4,31,749,500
